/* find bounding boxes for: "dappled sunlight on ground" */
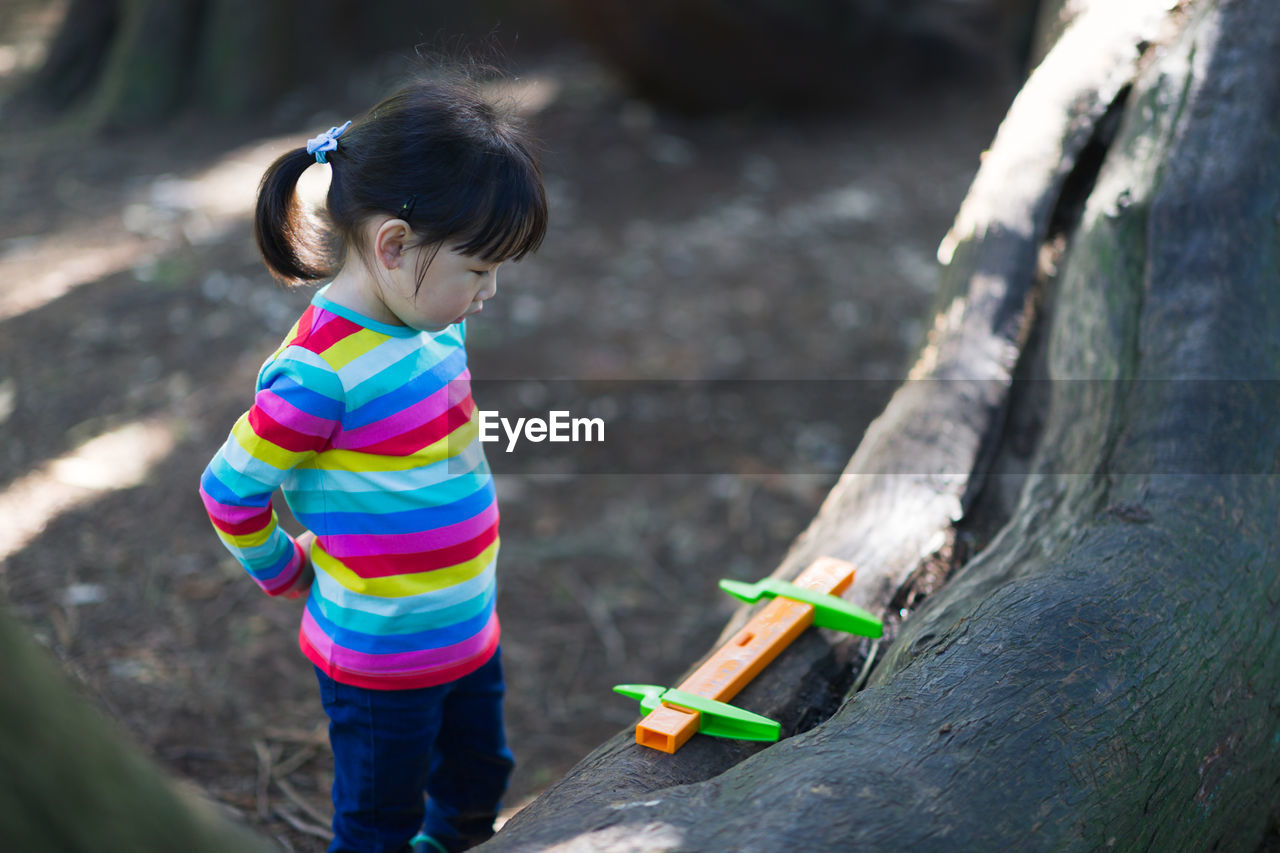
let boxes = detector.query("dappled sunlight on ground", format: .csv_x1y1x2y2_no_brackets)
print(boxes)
0,73,562,323
0,417,175,563
0,236,152,322
0,133,316,321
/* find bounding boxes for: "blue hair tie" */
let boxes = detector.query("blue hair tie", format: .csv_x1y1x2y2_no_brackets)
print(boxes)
306,120,352,164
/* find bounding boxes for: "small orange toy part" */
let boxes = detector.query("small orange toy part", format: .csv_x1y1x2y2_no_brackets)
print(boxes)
635,556,859,753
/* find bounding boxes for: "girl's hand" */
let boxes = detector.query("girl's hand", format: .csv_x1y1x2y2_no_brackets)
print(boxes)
284,531,317,599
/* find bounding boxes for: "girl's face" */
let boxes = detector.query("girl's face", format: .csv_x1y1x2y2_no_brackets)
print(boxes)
382,240,501,332
326,221,502,334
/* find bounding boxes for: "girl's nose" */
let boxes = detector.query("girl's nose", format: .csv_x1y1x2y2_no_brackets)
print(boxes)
481,273,498,300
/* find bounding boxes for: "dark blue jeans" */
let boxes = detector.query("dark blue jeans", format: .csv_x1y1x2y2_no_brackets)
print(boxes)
314,649,515,853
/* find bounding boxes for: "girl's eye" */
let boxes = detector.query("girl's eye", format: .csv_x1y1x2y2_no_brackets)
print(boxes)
470,269,490,276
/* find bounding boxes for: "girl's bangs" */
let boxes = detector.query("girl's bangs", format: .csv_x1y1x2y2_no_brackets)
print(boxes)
451,156,548,263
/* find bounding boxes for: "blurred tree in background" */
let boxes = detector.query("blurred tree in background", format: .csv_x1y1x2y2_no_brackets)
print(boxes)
13,0,556,127
555,0,1041,112
16,0,1042,126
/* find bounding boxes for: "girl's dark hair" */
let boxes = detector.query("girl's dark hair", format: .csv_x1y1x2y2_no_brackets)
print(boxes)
255,74,548,287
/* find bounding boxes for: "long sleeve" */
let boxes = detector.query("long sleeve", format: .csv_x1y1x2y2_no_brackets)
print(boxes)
199,348,345,596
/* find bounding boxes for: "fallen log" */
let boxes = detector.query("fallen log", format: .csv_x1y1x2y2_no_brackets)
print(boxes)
483,0,1280,849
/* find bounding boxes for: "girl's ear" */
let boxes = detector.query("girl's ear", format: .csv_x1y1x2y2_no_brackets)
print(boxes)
373,219,412,270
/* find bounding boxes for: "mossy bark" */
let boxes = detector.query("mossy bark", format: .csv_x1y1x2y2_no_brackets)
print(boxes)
0,608,275,852
482,0,1280,849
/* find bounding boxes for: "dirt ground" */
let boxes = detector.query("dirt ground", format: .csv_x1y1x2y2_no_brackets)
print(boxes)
0,11,1014,851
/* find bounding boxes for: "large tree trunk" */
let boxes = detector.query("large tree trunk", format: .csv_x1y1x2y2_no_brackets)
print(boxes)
482,0,1280,849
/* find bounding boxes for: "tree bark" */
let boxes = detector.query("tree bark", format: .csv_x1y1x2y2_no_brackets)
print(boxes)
481,0,1280,849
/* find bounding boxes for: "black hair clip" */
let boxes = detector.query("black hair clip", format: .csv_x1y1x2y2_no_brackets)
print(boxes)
399,194,418,221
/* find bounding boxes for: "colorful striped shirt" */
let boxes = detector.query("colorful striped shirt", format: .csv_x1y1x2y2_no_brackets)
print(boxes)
199,288,499,690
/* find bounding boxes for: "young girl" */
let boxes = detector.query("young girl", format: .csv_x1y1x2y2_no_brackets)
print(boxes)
198,76,547,853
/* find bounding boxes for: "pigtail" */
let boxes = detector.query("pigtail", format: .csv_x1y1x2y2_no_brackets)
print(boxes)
254,147,333,286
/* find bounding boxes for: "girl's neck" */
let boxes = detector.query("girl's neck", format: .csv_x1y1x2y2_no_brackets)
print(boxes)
323,263,403,327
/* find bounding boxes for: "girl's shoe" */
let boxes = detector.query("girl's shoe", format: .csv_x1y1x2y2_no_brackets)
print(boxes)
410,833,449,853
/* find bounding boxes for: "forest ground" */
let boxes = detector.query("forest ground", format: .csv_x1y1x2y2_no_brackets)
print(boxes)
0,7,1014,849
